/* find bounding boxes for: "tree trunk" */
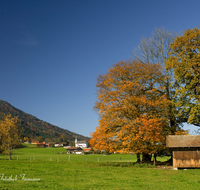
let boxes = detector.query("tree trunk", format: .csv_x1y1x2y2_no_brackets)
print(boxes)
8,153,12,160
153,153,157,165
142,153,151,162
136,153,140,163
8,146,12,160
153,152,157,161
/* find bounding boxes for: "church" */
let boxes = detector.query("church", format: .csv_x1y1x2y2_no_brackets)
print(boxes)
75,137,87,148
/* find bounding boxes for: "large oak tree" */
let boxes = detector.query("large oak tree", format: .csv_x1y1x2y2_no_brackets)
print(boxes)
91,60,170,160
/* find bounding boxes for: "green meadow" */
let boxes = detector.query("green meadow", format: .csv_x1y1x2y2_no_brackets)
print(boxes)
0,146,200,190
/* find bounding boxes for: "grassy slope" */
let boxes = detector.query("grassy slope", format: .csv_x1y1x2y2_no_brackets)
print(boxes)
0,147,199,190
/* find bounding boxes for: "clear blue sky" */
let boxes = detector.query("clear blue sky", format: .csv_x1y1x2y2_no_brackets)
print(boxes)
1,0,200,137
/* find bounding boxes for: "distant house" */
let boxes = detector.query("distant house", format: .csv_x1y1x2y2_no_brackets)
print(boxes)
83,148,91,153
167,135,200,169
54,144,60,147
75,137,87,148
66,147,83,154
46,142,56,147
36,142,46,148
54,142,67,147
31,141,39,144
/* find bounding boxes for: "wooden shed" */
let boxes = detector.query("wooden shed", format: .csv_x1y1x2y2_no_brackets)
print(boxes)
166,135,200,169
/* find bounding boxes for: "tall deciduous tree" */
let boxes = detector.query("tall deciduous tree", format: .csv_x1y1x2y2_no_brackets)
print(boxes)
167,27,200,126
133,28,183,134
90,60,169,160
0,114,20,160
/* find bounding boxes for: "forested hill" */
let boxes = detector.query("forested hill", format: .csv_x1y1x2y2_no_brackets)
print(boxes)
0,100,90,143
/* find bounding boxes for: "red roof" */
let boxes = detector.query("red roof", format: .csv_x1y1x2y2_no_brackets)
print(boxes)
83,148,91,151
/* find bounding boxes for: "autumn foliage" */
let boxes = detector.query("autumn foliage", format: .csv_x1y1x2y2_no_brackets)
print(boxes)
90,60,170,154
167,27,200,126
0,114,20,160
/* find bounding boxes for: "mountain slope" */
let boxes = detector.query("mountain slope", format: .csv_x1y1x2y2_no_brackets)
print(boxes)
0,100,90,143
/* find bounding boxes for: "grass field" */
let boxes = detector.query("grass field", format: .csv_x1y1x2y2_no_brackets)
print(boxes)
0,145,170,162
0,146,200,190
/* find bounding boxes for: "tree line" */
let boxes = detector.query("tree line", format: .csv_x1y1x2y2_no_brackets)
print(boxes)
90,27,200,162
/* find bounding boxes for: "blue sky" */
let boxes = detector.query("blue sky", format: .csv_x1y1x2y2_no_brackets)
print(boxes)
1,0,200,137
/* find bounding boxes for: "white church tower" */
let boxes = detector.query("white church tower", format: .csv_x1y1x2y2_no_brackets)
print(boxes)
75,136,77,145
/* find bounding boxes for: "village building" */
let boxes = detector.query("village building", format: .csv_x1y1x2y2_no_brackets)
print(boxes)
66,147,83,154
75,137,87,148
64,137,88,154
36,142,46,148
46,142,56,148
166,135,200,169
54,142,67,147
31,141,39,144
82,148,91,153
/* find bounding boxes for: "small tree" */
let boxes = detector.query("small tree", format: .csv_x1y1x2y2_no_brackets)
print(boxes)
0,114,20,160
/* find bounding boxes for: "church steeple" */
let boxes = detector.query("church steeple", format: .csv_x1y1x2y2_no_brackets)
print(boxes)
75,136,77,147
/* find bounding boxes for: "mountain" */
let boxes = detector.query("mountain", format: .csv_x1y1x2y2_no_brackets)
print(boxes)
0,100,90,143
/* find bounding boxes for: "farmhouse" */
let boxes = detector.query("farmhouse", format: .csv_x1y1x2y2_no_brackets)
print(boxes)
166,135,200,169
36,142,46,148
54,143,67,147
66,147,83,154
31,141,39,144
83,148,91,153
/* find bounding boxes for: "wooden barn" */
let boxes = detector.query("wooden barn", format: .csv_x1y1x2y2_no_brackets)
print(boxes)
166,135,200,169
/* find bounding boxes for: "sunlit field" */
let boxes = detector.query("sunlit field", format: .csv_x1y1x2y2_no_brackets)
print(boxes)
0,146,200,190
0,146,170,162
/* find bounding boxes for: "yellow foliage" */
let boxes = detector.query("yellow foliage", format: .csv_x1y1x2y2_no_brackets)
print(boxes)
166,26,200,126
0,114,20,160
174,130,189,135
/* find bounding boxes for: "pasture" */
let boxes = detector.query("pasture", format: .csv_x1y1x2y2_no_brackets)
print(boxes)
0,146,200,189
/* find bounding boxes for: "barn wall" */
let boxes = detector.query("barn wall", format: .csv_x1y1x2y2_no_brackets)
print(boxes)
173,150,200,168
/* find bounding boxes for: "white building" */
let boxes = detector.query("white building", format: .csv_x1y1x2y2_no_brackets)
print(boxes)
75,137,87,148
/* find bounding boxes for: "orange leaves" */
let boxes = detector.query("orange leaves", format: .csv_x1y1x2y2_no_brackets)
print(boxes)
91,60,169,154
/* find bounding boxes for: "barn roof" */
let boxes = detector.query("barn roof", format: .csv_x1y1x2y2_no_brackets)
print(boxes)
166,135,200,148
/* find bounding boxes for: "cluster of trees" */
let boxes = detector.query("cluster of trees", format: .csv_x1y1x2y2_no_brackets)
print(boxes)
91,27,200,161
0,114,20,160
